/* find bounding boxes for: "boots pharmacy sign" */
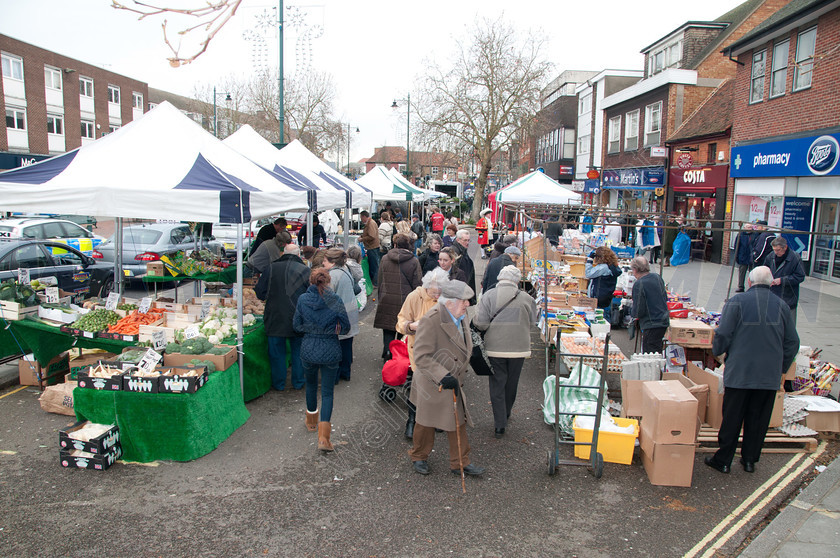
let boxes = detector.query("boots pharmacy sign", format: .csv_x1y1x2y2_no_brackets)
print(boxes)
731,133,840,178
668,164,728,193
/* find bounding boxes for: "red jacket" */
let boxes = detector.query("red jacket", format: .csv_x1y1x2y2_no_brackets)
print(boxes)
430,212,445,232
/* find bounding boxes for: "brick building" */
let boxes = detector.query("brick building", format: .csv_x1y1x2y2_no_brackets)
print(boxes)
364,146,459,185
1,34,148,170
599,0,789,214
723,0,840,282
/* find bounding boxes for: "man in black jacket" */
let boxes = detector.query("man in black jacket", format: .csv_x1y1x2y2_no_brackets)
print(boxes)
630,256,670,354
751,220,775,267
255,244,311,391
482,246,520,292
451,229,476,305
705,266,799,474
764,236,805,325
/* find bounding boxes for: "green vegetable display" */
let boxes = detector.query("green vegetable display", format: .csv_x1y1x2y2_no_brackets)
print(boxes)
117,303,138,311
72,308,121,332
116,349,147,363
164,336,227,355
0,279,38,306
188,359,216,373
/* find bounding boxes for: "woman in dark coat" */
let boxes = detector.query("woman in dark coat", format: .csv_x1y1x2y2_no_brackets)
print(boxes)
374,233,422,360
418,234,443,273
293,268,350,452
437,246,468,282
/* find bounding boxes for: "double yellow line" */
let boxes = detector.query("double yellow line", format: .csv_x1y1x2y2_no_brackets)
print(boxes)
685,442,828,557
0,385,29,399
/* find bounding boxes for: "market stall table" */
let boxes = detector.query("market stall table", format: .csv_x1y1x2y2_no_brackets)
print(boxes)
74,363,250,462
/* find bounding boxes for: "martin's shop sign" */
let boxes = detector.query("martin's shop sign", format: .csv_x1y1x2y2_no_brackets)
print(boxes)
730,133,840,178
668,164,728,193
602,167,665,190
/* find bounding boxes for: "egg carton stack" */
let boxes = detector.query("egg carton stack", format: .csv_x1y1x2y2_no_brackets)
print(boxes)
621,353,667,381
58,421,122,471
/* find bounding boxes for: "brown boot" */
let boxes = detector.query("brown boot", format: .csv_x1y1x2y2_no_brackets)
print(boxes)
305,410,318,432
318,422,334,452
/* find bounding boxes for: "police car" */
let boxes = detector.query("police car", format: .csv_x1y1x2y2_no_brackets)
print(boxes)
0,218,104,255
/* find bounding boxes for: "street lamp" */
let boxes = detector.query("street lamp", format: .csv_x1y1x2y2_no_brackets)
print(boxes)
213,87,232,138
346,123,360,178
391,93,410,182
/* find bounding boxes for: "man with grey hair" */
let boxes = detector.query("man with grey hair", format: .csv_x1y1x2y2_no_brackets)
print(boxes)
630,256,669,354
409,280,484,476
482,245,521,292
451,229,476,304
705,266,799,475
764,236,805,324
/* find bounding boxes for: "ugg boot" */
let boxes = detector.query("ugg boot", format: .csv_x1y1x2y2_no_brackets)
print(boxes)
318,422,334,452
305,410,318,432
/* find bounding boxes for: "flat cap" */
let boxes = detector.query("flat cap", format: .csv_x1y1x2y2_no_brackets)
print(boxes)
504,246,522,256
440,279,474,300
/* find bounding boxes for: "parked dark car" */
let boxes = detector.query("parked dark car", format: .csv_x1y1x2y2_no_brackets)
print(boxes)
0,240,115,300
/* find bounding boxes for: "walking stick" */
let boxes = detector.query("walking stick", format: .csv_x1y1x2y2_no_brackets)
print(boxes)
453,390,466,494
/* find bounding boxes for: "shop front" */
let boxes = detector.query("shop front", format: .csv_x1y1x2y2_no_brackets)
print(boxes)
602,167,665,213
731,131,840,281
668,164,728,262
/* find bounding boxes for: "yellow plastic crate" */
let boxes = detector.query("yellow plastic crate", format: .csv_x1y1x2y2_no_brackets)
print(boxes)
573,417,639,465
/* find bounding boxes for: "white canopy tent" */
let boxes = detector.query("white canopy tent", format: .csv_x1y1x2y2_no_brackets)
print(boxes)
356,166,412,201
0,101,310,397
495,170,581,206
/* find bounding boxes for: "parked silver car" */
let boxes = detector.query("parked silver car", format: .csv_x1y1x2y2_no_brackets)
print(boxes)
96,223,223,279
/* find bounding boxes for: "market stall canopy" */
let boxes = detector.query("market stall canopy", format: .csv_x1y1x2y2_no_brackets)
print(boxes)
0,102,310,223
386,167,441,201
355,165,413,201
223,126,346,211
276,138,373,208
495,171,581,206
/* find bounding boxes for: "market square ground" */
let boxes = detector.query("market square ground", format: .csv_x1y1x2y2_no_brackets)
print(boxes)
1,254,839,556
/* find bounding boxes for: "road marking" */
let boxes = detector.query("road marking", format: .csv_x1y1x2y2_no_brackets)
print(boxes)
0,385,28,399
685,442,827,558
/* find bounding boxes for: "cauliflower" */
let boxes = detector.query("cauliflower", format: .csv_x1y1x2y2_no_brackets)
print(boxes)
208,334,221,345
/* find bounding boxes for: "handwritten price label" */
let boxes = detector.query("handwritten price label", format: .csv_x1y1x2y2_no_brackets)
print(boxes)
18,268,30,285
138,348,162,372
151,329,167,351
105,292,120,311
199,300,212,320
183,325,200,340
138,297,152,314
45,287,60,303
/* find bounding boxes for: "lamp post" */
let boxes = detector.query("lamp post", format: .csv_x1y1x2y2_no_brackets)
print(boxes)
213,87,232,138
391,93,410,183
346,123,359,178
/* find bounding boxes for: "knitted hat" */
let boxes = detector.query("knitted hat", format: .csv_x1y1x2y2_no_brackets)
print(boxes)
498,265,521,283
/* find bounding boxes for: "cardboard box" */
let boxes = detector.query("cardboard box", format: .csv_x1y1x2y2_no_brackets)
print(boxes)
639,427,695,487
60,445,122,471
640,380,699,444
146,261,166,276
19,353,69,386
38,303,86,324
540,326,558,345
805,410,840,432
163,345,237,372
667,318,714,348
37,288,73,305
68,352,118,380
567,294,597,309
76,361,124,391
156,365,209,394
122,372,160,393
662,372,709,424
59,421,120,455
620,379,645,417
768,390,785,428
686,362,725,429
568,262,586,278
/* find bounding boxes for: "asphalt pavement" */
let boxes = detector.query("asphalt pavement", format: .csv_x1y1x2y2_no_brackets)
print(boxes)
1,243,839,556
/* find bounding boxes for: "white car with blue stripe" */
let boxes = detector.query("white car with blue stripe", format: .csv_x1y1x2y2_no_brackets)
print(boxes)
0,218,103,256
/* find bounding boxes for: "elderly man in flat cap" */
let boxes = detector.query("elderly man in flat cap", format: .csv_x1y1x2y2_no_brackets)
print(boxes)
408,280,485,477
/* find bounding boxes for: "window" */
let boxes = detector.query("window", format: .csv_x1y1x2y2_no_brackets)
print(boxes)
47,114,63,135
668,42,682,68
14,245,49,270
750,50,766,103
79,77,93,97
578,92,592,115
109,125,120,133
80,120,94,139
563,128,575,159
108,85,120,104
624,109,640,151
5,107,26,130
644,102,662,147
148,102,158,110
648,41,682,76
707,143,717,164
608,116,621,154
170,227,193,244
431,166,438,176
770,40,789,98
132,92,143,109
44,66,62,90
793,27,817,91
1,53,23,80
577,134,590,155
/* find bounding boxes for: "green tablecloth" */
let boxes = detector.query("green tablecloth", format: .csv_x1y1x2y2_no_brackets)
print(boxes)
74,363,250,462
0,317,272,402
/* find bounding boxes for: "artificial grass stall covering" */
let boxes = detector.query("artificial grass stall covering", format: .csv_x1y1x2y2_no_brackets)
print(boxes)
223,320,271,402
74,363,250,462
0,317,132,362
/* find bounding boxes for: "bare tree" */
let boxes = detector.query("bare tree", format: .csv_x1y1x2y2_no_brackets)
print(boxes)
190,77,254,139
112,0,243,67
416,17,551,222
247,69,340,154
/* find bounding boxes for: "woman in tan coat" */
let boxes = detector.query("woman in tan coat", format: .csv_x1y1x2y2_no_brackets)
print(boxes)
408,280,484,477
395,267,449,438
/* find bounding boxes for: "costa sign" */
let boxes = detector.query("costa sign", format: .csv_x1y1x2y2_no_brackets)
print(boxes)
669,164,728,192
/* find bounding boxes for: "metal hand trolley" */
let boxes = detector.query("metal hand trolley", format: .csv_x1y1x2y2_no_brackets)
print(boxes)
546,332,612,479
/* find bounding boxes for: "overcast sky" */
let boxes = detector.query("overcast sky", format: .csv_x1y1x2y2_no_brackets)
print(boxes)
1,0,740,163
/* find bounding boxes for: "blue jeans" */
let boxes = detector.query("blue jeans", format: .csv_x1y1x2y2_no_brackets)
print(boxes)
414,238,423,254
366,247,381,286
267,336,303,390
338,337,353,380
303,361,339,421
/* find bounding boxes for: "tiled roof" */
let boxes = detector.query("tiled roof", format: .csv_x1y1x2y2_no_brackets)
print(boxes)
723,0,831,54
668,80,734,142
685,0,767,69
366,146,407,164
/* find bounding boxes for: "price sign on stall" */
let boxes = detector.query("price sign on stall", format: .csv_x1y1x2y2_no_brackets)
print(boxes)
200,300,212,320
18,268,30,285
183,325,200,340
137,348,162,373
138,297,152,314
231,285,238,300
45,287,59,303
105,292,120,311
151,329,167,351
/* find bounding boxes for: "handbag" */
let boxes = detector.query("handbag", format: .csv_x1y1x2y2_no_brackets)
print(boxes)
344,269,362,296
469,291,520,376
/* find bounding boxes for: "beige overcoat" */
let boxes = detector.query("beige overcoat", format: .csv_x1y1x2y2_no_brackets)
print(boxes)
409,303,473,431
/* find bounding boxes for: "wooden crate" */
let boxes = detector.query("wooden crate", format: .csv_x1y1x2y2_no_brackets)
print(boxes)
0,299,39,321
696,425,817,454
